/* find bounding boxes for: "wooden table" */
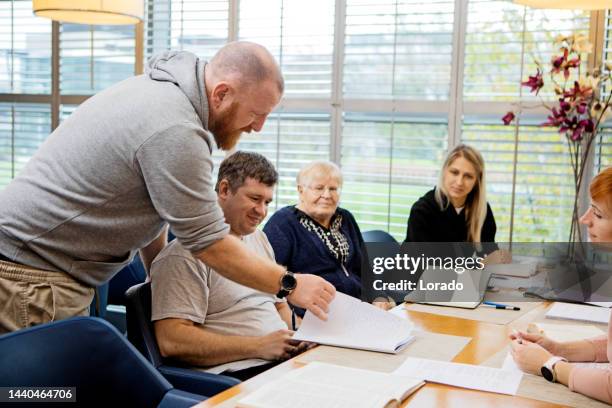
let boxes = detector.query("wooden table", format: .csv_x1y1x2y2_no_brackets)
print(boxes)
195,302,566,408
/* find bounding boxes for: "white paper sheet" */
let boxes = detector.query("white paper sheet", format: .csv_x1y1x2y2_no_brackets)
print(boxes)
236,362,424,408
394,357,523,395
388,303,409,319
545,302,611,324
502,353,521,373
293,293,414,353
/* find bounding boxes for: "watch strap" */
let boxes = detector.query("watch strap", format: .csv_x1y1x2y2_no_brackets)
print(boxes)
541,356,567,382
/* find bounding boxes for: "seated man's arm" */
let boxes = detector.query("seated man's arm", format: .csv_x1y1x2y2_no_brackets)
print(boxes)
140,225,169,274
155,318,297,366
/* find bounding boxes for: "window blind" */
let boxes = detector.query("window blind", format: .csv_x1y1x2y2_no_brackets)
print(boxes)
0,1,51,189
340,0,454,240
60,24,135,94
0,102,51,188
0,0,51,94
237,0,334,211
343,0,455,100
463,0,590,242
144,0,229,62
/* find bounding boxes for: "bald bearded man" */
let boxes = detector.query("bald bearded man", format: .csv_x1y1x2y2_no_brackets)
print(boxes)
0,41,335,333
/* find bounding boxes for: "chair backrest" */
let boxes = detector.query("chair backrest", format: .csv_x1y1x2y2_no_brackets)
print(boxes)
109,255,147,305
0,317,172,407
125,281,164,368
362,229,398,244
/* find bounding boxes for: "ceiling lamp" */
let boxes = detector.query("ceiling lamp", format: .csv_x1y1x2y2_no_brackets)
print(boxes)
514,0,612,9
33,0,143,25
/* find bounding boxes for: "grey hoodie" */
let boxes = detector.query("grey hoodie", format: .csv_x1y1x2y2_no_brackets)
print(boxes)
0,51,229,286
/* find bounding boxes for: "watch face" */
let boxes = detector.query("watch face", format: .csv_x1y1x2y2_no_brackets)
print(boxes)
541,366,554,382
281,273,297,290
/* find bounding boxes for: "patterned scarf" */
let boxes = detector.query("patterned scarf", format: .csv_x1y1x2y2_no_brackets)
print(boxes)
296,209,349,265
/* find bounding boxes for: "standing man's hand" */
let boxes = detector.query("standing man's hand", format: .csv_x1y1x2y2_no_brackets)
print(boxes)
287,274,336,320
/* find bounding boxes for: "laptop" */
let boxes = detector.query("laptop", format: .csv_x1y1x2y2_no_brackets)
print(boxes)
404,267,494,309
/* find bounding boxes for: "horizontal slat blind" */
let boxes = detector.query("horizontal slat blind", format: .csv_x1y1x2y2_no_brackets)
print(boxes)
464,0,589,102
0,1,51,93
236,112,331,214
596,11,612,172
60,24,135,94
239,0,335,98
145,0,229,62
341,0,453,240
0,102,51,188
343,0,455,100
341,113,448,239
237,0,334,212
463,1,590,242
462,116,574,242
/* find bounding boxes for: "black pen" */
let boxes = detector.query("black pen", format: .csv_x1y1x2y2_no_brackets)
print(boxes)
291,307,296,331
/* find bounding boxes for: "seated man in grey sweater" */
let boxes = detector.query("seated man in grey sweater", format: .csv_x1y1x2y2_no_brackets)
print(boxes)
150,151,309,380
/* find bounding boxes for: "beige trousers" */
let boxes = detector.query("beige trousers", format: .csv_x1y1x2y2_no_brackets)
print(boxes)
0,260,94,334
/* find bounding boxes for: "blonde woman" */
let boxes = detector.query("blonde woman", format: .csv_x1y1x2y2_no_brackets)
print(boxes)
404,144,496,243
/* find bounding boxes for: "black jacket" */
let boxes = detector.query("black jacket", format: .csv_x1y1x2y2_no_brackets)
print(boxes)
404,188,497,243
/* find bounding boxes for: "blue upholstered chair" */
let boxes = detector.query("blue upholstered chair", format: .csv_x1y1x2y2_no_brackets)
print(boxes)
361,229,398,244
90,254,147,334
0,317,206,407
125,282,240,397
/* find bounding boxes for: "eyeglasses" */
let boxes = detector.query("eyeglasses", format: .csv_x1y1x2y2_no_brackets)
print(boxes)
304,185,341,196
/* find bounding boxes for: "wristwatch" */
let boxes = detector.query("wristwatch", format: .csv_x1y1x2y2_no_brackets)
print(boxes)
541,356,567,382
276,271,297,298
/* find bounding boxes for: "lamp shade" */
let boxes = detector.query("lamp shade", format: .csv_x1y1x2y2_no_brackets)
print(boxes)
513,0,612,9
33,0,143,25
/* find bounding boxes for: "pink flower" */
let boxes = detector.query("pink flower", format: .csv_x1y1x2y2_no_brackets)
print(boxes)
551,50,581,79
564,81,593,100
502,111,515,125
564,58,581,79
542,107,565,127
559,117,594,141
559,99,571,112
521,69,544,95
552,55,565,71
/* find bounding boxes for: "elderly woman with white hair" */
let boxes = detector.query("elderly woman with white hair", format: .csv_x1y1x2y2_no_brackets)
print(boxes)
263,161,363,317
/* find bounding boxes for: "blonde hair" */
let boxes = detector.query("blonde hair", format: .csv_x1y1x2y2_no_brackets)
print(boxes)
435,144,488,242
296,160,343,188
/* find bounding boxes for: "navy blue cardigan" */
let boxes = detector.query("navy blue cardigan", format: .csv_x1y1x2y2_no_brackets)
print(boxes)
263,206,363,315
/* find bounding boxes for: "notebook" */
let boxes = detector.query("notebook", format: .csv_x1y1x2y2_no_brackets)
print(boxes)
236,362,425,408
545,302,611,324
292,293,415,354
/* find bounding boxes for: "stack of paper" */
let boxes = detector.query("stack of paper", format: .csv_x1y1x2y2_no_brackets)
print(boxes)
394,357,523,395
293,293,415,354
236,362,424,408
545,302,611,324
